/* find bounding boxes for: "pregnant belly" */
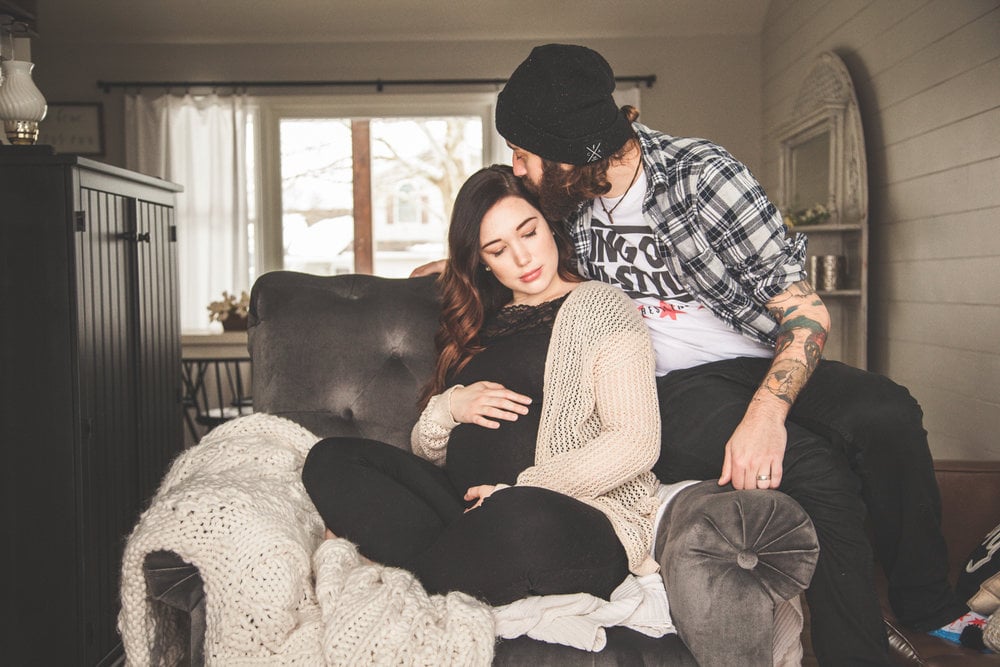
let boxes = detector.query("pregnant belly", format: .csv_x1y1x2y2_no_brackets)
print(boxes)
446,412,540,493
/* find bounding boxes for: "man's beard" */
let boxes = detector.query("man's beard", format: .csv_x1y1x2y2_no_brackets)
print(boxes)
526,162,591,222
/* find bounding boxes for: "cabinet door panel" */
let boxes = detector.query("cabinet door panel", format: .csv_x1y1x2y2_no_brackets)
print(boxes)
135,198,183,505
75,185,140,665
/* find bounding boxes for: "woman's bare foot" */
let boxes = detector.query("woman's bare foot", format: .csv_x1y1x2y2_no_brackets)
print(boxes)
323,527,370,564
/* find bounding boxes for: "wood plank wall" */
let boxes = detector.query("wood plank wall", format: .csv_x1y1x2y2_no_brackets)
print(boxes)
760,0,1000,460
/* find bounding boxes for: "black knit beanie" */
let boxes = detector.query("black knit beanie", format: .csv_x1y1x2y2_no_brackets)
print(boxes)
496,44,633,166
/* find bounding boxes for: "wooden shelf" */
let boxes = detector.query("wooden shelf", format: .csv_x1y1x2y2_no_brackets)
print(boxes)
0,1,38,35
817,289,862,298
789,223,863,233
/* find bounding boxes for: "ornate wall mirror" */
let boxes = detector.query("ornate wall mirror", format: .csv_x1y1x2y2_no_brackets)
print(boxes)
778,51,867,226
777,51,869,369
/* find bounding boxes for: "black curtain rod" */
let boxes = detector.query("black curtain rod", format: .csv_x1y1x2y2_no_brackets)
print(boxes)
97,75,655,94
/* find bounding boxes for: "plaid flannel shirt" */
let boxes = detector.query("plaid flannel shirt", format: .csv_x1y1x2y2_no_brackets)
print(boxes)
567,122,807,346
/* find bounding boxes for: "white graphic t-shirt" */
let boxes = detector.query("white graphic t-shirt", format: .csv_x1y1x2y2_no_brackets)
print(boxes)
586,170,771,375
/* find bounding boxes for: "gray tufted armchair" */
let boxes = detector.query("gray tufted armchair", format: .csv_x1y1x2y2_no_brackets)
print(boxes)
141,271,820,666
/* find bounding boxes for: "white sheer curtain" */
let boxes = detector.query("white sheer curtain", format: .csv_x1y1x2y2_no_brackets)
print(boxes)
125,93,254,333
614,86,641,115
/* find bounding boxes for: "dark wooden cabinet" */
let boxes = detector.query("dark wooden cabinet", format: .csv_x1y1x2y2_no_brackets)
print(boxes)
0,149,183,666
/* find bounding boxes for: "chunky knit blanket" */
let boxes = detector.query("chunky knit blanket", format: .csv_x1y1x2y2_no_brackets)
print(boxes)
118,414,495,666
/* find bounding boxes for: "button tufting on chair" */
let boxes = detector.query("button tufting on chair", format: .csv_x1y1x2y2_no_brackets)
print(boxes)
248,272,441,448
737,549,759,570
655,481,819,667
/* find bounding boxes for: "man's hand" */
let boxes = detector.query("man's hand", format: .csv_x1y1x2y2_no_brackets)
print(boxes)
450,381,531,429
719,400,787,489
410,259,447,278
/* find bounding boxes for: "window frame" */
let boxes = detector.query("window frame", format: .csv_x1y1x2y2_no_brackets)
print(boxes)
256,92,506,276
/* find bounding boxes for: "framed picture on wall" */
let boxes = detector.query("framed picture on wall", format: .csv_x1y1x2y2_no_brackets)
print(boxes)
37,102,105,156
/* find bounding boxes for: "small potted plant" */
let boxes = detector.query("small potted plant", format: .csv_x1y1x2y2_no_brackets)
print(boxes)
207,290,251,331
784,203,832,228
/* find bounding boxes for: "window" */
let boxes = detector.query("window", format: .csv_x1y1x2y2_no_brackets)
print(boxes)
126,87,634,332
257,93,505,278
392,180,425,225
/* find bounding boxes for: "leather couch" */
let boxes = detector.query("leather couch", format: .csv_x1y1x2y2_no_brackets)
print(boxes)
799,460,1000,666
140,271,821,666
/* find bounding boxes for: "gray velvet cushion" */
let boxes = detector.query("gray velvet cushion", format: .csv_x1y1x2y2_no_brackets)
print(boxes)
656,481,819,667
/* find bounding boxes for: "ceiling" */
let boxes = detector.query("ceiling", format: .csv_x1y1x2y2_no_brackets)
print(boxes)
31,0,770,45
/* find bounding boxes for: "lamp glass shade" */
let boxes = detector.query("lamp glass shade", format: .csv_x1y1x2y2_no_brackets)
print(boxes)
0,60,48,145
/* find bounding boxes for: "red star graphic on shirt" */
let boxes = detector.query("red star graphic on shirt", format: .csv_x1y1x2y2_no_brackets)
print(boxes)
657,301,685,320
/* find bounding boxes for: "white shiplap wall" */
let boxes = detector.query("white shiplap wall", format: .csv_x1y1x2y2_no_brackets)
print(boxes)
761,0,1000,460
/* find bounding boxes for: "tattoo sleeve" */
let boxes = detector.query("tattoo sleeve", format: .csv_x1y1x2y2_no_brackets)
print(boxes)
761,280,830,404
763,359,810,405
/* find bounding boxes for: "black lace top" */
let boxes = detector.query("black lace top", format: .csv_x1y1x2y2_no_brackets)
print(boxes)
445,294,569,494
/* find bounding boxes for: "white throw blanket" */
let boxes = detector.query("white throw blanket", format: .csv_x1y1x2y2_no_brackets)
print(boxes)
118,414,494,665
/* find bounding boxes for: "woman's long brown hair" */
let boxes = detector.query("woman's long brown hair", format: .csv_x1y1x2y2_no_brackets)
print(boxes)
418,164,579,408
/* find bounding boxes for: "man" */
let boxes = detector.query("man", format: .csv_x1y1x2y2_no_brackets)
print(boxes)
415,44,981,665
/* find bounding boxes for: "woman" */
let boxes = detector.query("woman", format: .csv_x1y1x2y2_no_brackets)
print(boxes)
302,165,661,606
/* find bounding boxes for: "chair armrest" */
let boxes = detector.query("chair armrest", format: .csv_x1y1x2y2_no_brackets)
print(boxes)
655,481,819,667
144,550,206,667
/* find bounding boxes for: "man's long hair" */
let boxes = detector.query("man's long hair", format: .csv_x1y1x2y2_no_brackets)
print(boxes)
534,105,641,221
419,165,580,408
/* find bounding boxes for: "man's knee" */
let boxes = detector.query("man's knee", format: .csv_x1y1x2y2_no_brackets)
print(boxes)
782,445,865,521
815,362,924,429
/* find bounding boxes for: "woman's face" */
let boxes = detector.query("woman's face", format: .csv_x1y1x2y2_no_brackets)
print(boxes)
478,196,568,305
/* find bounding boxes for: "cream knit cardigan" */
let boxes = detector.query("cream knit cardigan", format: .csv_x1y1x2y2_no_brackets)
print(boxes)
119,414,495,666
413,281,662,575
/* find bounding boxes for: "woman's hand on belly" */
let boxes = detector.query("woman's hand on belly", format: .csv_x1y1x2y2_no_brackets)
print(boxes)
464,484,499,512
449,381,532,429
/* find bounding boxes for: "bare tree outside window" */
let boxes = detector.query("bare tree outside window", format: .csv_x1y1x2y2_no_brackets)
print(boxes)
280,115,482,277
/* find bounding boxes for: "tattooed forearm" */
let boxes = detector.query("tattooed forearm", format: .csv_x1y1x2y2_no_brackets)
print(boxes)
763,359,810,405
803,328,827,372
775,328,794,356
778,314,828,371
767,280,818,320
758,280,832,409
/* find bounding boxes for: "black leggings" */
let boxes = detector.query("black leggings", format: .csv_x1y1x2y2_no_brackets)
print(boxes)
301,437,629,606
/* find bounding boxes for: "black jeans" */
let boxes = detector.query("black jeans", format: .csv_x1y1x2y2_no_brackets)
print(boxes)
653,357,965,667
301,437,629,606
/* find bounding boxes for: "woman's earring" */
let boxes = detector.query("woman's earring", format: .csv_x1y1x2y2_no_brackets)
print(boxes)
484,266,492,272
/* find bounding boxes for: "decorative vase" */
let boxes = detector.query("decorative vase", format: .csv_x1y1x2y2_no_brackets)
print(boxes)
0,60,48,145
221,314,248,332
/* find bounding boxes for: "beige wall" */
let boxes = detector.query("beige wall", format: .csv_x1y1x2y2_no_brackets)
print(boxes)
27,3,1000,460
29,36,762,173
761,0,1000,460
